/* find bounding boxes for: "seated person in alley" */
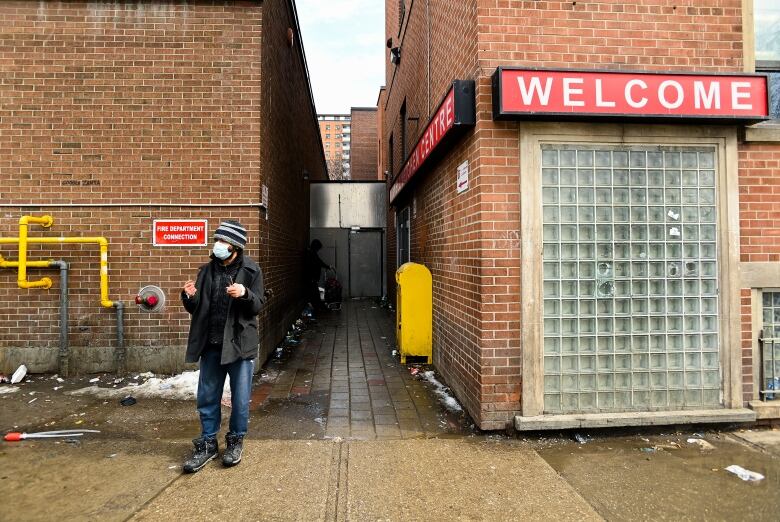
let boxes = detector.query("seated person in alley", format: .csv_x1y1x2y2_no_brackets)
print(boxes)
180,220,266,473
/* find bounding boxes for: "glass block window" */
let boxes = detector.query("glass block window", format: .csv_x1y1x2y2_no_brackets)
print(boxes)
755,0,780,68
541,145,721,413
761,292,780,400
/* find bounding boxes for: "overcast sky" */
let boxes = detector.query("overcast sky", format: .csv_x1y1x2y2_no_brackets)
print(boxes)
296,0,385,115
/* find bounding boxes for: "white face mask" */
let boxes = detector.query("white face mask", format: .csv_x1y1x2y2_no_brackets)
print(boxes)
212,242,231,260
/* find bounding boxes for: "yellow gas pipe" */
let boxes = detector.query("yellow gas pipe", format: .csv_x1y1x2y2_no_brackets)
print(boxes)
16,215,55,289
0,256,53,269
0,215,114,308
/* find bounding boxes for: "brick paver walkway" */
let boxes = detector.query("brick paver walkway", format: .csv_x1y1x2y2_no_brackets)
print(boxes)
253,300,462,440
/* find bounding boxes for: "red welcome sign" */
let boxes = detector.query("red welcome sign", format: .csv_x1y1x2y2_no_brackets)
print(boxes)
493,68,769,121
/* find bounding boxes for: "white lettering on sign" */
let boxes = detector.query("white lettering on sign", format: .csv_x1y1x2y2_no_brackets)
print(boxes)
562,78,585,107
153,219,208,246
595,79,616,108
731,82,753,110
625,79,648,108
390,87,458,202
517,76,553,106
694,81,721,109
658,80,684,109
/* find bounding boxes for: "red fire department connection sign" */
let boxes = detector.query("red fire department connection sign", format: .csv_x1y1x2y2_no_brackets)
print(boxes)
153,220,208,246
493,68,769,121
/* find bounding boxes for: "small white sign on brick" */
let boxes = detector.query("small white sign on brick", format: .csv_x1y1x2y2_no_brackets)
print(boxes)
456,160,469,194
262,184,269,220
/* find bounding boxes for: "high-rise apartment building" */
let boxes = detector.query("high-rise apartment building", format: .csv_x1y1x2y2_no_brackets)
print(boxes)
318,114,351,179
349,107,379,180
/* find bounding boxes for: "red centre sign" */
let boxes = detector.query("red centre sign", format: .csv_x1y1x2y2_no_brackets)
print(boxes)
153,220,208,247
389,80,475,204
493,68,769,121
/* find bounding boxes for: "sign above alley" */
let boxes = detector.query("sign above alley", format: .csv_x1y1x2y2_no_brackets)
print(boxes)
153,220,208,247
493,68,769,122
389,80,476,204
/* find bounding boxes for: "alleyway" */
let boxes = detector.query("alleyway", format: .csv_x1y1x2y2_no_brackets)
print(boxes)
251,300,469,440
1,301,779,521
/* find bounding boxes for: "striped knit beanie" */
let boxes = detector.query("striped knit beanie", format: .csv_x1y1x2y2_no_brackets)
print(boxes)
214,220,247,250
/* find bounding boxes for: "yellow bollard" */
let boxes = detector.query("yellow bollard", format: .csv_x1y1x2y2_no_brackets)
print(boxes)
395,262,432,364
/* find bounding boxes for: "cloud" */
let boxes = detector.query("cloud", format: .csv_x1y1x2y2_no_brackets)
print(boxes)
296,0,385,114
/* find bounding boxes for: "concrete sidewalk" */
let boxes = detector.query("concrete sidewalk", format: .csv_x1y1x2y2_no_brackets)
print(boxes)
132,439,601,521
1,436,601,521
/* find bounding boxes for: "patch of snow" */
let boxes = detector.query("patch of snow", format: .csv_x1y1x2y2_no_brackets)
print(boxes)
421,371,463,412
69,371,231,401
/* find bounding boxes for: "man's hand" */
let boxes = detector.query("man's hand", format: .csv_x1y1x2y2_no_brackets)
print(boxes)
227,283,246,299
183,280,197,298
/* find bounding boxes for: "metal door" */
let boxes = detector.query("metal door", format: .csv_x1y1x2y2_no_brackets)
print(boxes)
349,230,383,297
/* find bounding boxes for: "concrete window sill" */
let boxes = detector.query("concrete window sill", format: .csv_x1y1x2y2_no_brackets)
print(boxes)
745,122,780,142
514,409,757,431
748,400,780,420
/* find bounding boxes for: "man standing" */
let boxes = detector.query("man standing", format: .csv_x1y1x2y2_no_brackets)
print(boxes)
180,220,266,473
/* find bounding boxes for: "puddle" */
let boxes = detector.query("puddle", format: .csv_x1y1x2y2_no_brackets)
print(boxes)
535,430,780,520
248,392,328,440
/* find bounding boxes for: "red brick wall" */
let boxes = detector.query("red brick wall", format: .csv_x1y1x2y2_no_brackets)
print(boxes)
0,0,325,373
382,0,486,425
476,0,744,72
738,144,780,263
349,108,378,180
259,0,328,363
472,0,751,426
737,144,780,405
384,0,766,428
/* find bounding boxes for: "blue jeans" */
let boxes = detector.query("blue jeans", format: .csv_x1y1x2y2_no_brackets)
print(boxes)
197,347,254,439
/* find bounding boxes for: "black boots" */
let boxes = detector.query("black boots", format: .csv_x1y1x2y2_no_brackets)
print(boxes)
182,434,244,472
183,436,218,473
222,433,244,467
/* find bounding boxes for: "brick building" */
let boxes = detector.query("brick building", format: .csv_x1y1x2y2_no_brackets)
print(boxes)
349,107,380,180
318,114,351,179
0,0,326,375
382,0,780,430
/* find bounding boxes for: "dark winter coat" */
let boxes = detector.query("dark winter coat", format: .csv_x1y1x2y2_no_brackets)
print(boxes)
304,248,329,282
181,255,265,364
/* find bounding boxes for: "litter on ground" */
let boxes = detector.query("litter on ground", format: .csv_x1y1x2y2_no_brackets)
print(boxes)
0,386,19,395
120,396,137,406
687,438,716,450
11,364,27,384
725,465,764,482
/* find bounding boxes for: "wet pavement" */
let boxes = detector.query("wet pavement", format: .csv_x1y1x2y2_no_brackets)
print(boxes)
253,301,471,440
1,300,779,520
